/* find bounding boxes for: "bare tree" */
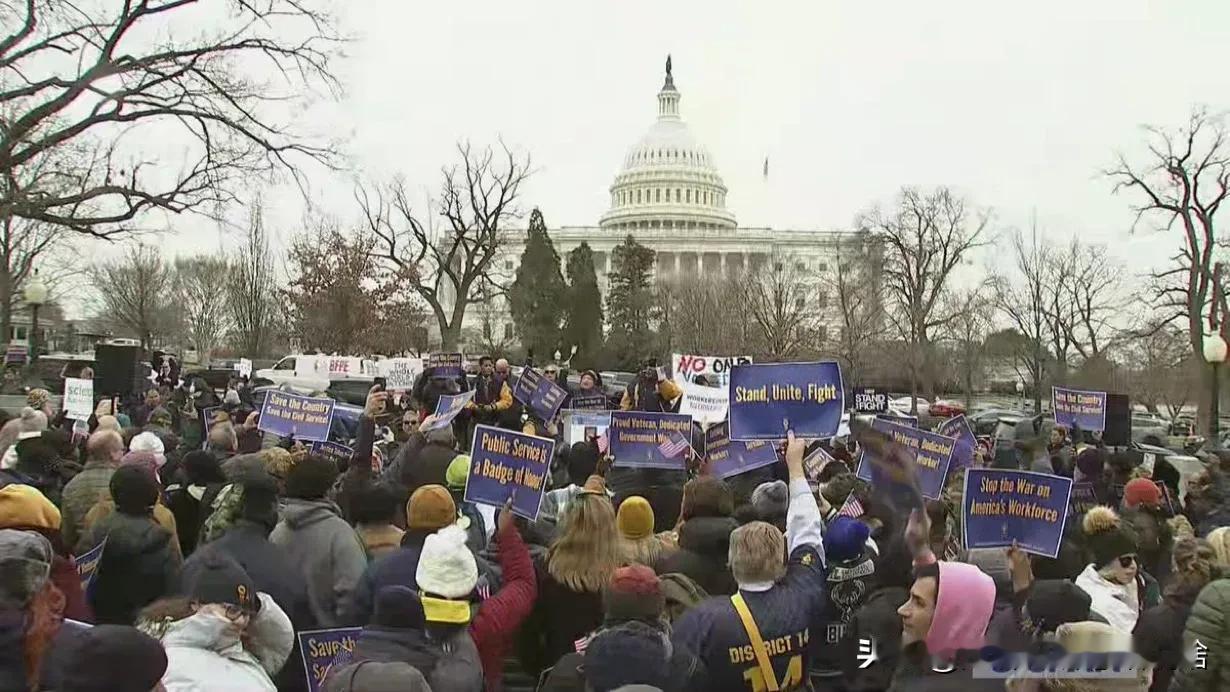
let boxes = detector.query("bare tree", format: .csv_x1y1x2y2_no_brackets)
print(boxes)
947,287,994,410
1108,109,1230,431
359,142,531,350
820,234,888,385
0,0,342,237
90,244,173,349
861,187,990,412
657,274,749,356
1120,325,1194,418
740,255,820,360
0,215,83,342
1059,241,1127,359
994,226,1050,413
228,206,280,357
173,255,233,361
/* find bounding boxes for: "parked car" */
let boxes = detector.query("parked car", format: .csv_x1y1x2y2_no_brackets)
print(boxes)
889,396,930,414
1131,415,1170,445
970,409,1027,436
928,399,966,418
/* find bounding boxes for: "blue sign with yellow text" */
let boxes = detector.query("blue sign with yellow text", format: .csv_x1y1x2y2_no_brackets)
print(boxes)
512,367,570,421
608,411,693,469
962,469,1073,558
465,425,553,521
857,418,955,500
298,627,362,692
728,361,845,441
706,421,779,479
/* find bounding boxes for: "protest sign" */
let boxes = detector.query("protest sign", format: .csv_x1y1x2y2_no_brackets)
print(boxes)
237,358,253,378
877,412,918,428
1052,386,1107,431
672,353,753,387
962,469,1073,558
63,377,93,421
569,392,608,410
77,538,105,594
608,411,693,469
199,406,226,450
377,357,423,391
851,386,890,414
312,441,354,468
678,379,729,423
428,352,464,377
856,418,955,500
803,446,837,484
937,415,977,469
512,367,569,421
298,627,362,692
564,409,611,446
257,391,335,442
705,421,779,480
728,361,844,441
465,425,553,520
420,390,475,433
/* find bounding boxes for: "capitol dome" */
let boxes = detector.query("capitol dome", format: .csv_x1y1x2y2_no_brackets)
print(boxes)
599,57,737,232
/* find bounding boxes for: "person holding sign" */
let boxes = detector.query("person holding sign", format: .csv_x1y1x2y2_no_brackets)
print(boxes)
620,359,682,412
467,355,514,430
671,432,826,692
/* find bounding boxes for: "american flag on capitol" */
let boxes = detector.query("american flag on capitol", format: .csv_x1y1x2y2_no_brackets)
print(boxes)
837,493,864,519
658,435,689,459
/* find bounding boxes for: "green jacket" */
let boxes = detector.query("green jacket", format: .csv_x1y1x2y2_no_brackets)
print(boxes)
1170,578,1230,692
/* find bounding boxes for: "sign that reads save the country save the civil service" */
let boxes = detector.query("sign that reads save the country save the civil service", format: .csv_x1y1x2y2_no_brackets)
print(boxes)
962,468,1073,558
298,627,361,692
465,425,553,521
257,391,335,442
1051,386,1107,432
728,361,844,441
856,417,955,500
427,352,464,377
705,421,779,479
608,411,693,469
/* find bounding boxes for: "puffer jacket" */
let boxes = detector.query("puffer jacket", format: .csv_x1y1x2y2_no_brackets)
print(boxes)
80,511,181,625
270,498,367,628
141,592,293,692
1135,581,1201,692
1170,578,1230,692
653,516,738,596
351,624,483,692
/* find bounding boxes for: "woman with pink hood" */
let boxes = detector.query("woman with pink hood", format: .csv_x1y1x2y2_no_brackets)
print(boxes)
891,508,1006,691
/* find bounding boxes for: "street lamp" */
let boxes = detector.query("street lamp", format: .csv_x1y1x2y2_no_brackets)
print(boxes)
1203,332,1228,441
23,272,47,367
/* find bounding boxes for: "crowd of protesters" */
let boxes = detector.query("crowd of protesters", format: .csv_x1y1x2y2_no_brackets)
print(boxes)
0,352,1227,692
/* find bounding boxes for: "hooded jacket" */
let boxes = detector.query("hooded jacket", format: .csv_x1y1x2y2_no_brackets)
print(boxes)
270,498,367,628
1135,578,1203,692
323,661,431,692
653,516,738,597
838,586,908,691
80,511,181,625
142,592,293,692
59,459,114,552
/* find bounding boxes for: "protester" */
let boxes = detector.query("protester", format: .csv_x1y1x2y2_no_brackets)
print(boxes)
79,457,184,565
400,425,459,495
270,454,367,628
654,475,738,596
57,624,169,692
1075,506,1160,634
445,454,488,552
1,427,69,507
324,660,432,692
353,481,407,560
1208,525,1230,568
1171,568,1230,691
0,407,47,471
164,449,230,557
618,495,672,567
838,536,914,691
1133,537,1220,692
468,355,514,429
79,463,182,624
131,388,163,429
810,515,875,686
620,361,682,412
0,484,91,621
0,529,68,691
539,441,603,530
138,553,293,691
1122,480,1176,584
60,430,124,551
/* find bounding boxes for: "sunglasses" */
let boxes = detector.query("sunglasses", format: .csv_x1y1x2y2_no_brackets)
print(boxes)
403,420,419,427
544,370,559,375
1118,555,1137,568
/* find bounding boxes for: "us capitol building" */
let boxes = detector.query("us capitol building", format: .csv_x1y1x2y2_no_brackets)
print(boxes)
469,57,871,347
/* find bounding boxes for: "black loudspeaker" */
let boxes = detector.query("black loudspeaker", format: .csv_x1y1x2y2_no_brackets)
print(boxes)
95,344,141,398
1103,393,1132,447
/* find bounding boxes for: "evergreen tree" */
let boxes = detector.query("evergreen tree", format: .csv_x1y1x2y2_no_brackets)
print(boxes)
563,242,604,368
508,208,567,359
606,235,658,369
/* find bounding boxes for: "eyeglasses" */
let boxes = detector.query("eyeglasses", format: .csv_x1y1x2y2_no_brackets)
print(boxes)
402,420,418,427
1118,555,1137,568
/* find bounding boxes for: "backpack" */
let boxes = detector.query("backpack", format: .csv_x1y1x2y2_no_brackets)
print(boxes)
658,572,708,623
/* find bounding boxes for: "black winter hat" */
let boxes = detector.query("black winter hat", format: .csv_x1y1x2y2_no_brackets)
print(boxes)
183,450,226,485
373,585,426,630
1082,506,1138,568
1026,579,1092,634
109,464,159,515
284,453,338,500
59,625,168,692
583,622,671,692
179,552,260,613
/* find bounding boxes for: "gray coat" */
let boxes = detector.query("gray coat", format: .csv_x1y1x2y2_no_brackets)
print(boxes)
270,498,367,628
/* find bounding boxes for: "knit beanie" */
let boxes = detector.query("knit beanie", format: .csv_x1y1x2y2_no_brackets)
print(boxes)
373,585,426,629
1123,478,1163,509
26,389,50,412
179,552,260,613
59,625,168,692
567,442,599,486
0,529,53,609
259,447,295,480
110,463,160,515
1076,448,1104,480
603,564,665,622
182,450,225,485
0,484,60,531
284,453,338,500
1026,579,1092,634
1082,506,1138,568
406,485,456,532
824,516,871,564
16,407,47,436
445,454,471,491
415,524,478,599
584,622,672,692
617,496,655,540
129,432,166,465
751,480,789,523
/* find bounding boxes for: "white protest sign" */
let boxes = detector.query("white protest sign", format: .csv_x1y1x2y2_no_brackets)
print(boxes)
237,358,252,378
63,378,94,421
679,379,729,423
378,358,423,391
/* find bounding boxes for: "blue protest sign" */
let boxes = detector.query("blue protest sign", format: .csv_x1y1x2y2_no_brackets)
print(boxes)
76,537,106,594
428,352,464,377
877,413,918,428
512,368,569,421
728,361,844,441
1068,482,1099,515
962,469,1073,558
937,415,977,470
856,418,954,500
465,425,553,520
257,391,335,442
705,421,779,480
421,390,475,433
200,406,226,450
570,392,608,410
298,627,362,692
312,441,354,467
1052,386,1107,432
608,411,693,469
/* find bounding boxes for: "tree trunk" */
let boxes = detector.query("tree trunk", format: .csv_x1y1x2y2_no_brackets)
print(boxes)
0,271,11,352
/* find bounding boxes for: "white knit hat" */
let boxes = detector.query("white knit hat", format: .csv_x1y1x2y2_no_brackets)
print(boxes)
129,431,167,468
415,524,478,599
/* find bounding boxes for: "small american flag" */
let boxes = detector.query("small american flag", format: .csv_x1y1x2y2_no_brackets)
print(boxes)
836,493,864,519
575,633,593,653
658,435,688,458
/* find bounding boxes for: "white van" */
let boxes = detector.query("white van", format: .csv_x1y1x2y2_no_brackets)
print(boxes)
254,354,377,394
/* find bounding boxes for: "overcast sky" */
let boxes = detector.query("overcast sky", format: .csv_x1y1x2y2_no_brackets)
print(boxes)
158,0,1228,277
